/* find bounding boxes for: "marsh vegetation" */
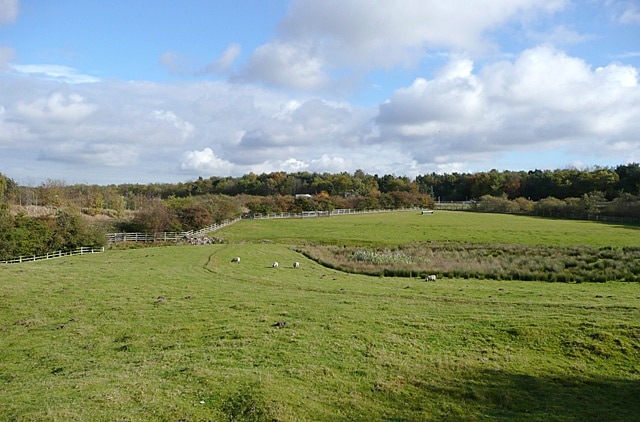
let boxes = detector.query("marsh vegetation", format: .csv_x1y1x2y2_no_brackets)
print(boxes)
301,242,640,282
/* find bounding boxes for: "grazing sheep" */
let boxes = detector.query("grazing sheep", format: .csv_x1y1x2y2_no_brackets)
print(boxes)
231,256,240,263
272,262,279,268
293,261,300,268
426,274,437,282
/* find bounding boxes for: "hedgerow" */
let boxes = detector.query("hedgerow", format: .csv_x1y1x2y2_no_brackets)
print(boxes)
0,207,106,260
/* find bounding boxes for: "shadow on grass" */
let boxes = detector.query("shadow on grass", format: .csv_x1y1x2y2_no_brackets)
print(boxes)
528,214,640,231
410,368,640,421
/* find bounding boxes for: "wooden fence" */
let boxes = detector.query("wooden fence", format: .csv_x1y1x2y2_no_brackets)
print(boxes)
433,202,474,211
248,207,423,219
1,247,105,264
3,210,429,264
105,218,240,243
106,209,425,242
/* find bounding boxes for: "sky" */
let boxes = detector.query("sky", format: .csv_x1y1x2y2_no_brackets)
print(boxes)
1,0,639,186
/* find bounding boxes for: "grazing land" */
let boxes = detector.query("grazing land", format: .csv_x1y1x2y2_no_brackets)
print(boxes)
1,211,639,421
222,211,639,247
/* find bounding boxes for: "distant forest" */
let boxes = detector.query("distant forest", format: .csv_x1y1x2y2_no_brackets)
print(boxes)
1,163,639,209
1,164,639,260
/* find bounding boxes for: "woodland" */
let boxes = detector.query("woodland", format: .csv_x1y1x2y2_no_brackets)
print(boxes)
0,163,639,260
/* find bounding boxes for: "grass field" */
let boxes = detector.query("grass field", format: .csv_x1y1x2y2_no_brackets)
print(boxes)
1,211,639,421
221,211,640,247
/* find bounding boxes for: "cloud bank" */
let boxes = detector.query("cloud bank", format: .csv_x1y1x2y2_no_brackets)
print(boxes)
1,0,639,184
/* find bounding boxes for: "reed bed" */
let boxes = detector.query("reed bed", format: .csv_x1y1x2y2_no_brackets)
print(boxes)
301,242,640,282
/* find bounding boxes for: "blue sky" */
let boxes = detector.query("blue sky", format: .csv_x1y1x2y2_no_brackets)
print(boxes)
1,0,639,185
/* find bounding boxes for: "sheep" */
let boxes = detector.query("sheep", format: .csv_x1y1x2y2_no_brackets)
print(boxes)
426,274,437,282
272,262,279,268
293,261,300,268
231,256,240,263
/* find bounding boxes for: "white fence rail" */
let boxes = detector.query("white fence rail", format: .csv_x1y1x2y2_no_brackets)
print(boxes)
1,247,105,265
105,218,240,243
2,210,426,264
249,207,423,219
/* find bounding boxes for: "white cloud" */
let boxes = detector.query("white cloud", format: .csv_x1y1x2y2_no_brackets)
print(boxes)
0,104,34,146
2,42,638,184
181,148,235,174
205,43,241,74
180,153,360,177
0,46,14,69
483,46,639,118
281,157,308,172
527,25,592,46
161,44,242,77
12,64,100,84
241,0,568,90
619,4,640,24
375,45,640,166
482,46,595,109
0,0,18,25
378,57,486,134
39,141,140,167
152,110,194,142
282,0,567,62
159,51,183,74
180,148,316,176
595,62,638,88
230,98,370,165
16,92,96,122
242,41,328,90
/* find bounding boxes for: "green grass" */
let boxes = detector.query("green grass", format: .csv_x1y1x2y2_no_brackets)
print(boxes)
222,211,640,247
1,211,639,421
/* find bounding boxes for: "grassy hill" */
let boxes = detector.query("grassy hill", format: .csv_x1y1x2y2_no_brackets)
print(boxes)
220,210,640,247
1,211,639,421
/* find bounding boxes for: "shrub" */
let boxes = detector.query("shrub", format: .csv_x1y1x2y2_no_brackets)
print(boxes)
0,208,106,260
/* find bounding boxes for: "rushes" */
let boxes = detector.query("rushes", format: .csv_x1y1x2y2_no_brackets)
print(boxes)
351,249,414,265
302,242,640,282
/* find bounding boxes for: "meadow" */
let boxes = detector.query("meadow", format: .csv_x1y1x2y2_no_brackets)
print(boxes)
220,210,639,247
0,211,639,421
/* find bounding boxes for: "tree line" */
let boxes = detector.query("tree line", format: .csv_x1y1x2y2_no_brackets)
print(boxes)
3,163,639,207
0,163,638,259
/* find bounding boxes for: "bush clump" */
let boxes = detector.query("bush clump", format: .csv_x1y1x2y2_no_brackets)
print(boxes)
0,207,106,260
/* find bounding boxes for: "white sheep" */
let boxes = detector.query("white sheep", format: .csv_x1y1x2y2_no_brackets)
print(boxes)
272,262,279,268
426,274,437,282
293,261,300,268
231,256,240,263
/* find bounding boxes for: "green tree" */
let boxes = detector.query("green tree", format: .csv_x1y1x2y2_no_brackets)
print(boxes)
533,197,566,215
130,200,179,232
0,173,7,202
615,163,640,195
48,208,106,251
0,212,51,259
474,195,519,213
38,179,68,207
176,205,213,231
513,197,534,213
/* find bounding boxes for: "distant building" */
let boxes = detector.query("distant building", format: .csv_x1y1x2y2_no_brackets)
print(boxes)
295,194,312,199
